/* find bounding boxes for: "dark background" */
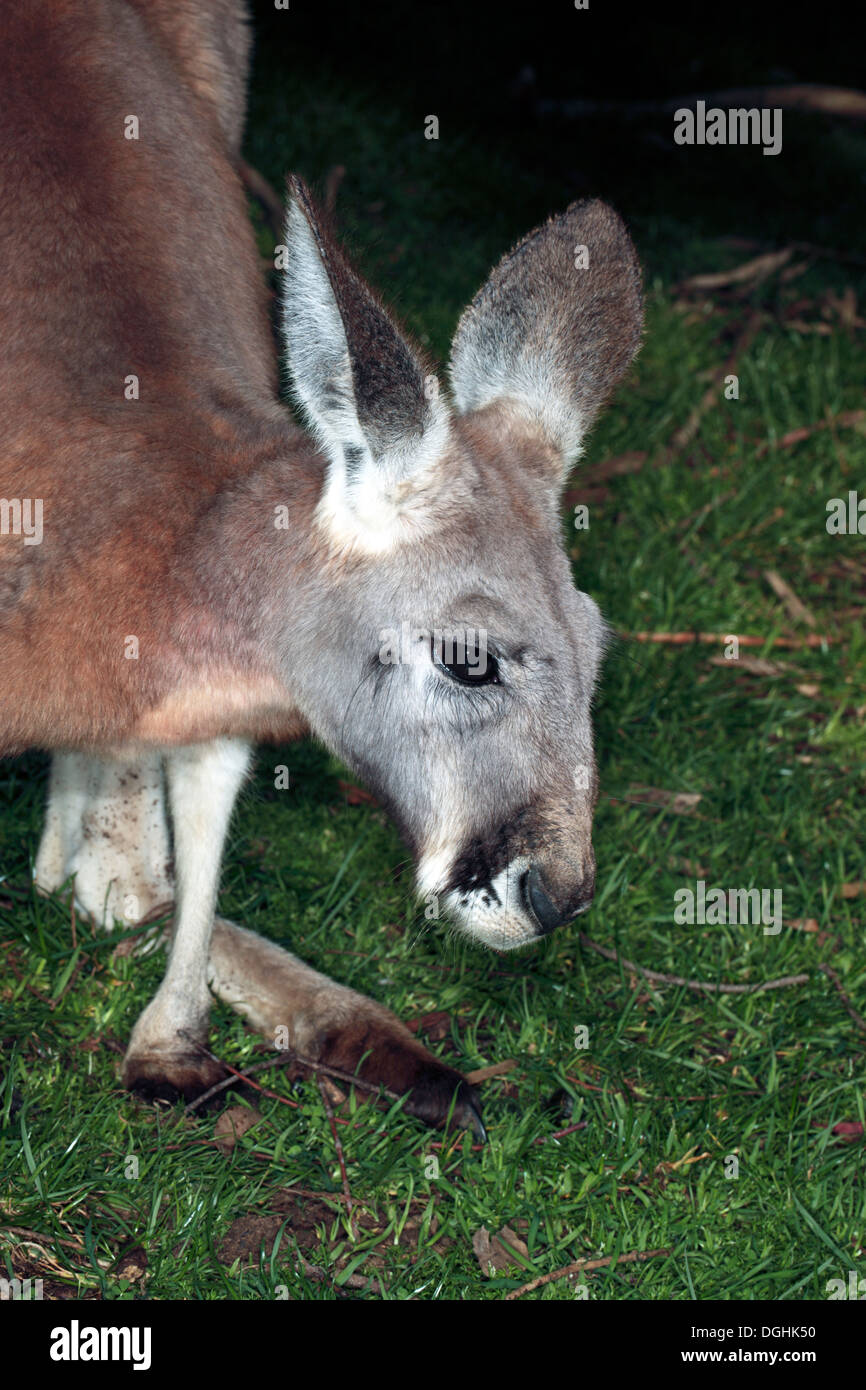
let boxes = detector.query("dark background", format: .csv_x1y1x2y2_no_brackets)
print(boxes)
247,0,863,272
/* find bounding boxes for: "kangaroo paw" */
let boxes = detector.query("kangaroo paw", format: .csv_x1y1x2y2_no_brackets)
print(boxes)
122,996,225,1106
122,1048,230,1107
311,1017,485,1140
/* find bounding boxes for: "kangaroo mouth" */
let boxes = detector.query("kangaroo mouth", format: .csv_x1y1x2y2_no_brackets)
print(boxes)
416,808,559,949
440,857,545,950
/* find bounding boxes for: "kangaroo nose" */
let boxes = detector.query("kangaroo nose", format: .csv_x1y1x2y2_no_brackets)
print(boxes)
522,865,595,935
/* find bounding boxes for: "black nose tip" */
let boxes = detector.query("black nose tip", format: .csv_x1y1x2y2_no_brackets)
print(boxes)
522,865,594,935
522,866,566,935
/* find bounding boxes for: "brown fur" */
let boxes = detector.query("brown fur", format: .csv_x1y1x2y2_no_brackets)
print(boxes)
0,1,295,755
3,0,483,1133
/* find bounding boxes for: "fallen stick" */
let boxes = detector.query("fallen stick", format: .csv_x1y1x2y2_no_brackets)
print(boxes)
819,964,866,1035
716,237,866,270
4,1225,86,1254
755,409,866,457
622,631,832,649
466,1059,518,1084
180,1037,305,1116
764,569,817,629
578,934,810,995
785,319,833,336
679,248,793,293
505,1246,670,1301
299,1257,378,1293
535,84,866,121
183,1045,396,1116
317,1075,357,1238
676,86,866,118
585,449,648,481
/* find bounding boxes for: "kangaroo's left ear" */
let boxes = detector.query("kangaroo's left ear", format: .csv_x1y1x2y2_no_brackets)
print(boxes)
448,199,643,477
282,176,450,551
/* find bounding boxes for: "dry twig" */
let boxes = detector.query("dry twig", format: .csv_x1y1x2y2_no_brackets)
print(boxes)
754,409,866,457
659,312,763,462
578,934,810,995
679,248,793,293
505,1246,670,1301
763,570,817,629
623,631,831,649
535,84,866,121
317,1075,357,1238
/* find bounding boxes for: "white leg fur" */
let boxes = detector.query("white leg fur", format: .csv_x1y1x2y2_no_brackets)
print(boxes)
33,749,475,1127
34,753,93,892
34,751,173,926
36,754,388,1065
122,739,251,1081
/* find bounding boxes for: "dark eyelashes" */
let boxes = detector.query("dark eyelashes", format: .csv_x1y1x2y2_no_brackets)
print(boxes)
424,673,510,732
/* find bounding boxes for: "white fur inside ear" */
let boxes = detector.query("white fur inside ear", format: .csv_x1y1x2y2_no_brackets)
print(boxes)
281,200,369,472
282,196,454,555
314,397,451,555
450,347,585,468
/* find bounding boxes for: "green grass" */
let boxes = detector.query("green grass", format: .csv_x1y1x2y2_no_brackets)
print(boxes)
2,15,865,1301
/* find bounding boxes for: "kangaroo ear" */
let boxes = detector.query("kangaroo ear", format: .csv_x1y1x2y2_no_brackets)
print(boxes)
448,199,643,474
282,176,450,550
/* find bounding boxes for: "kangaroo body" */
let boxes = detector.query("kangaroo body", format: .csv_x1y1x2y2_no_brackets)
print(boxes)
1,0,642,1132
0,0,299,753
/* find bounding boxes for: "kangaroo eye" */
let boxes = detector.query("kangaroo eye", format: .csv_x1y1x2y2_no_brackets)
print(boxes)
432,634,501,686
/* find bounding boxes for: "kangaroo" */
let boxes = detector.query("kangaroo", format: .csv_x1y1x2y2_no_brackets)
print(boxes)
1,0,642,1136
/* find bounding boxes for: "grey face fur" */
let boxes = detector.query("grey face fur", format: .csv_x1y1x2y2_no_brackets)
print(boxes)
281,179,643,950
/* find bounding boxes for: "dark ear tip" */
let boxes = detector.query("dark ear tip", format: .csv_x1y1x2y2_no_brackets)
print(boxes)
562,196,643,294
286,172,315,219
286,175,334,259
561,196,631,241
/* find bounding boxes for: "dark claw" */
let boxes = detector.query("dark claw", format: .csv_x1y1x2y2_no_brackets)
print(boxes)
401,1069,485,1139
451,1078,486,1143
464,1098,487,1144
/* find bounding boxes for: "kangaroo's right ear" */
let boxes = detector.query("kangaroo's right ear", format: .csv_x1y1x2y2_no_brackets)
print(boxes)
448,199,643,478
281,176,450,554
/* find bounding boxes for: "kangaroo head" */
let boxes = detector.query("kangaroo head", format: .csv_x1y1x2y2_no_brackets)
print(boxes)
281,178,643,949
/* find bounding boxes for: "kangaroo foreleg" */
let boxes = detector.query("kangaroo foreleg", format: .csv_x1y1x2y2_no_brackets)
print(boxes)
121,738,252,1100
208,917,483,1136
36,749,482,1134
